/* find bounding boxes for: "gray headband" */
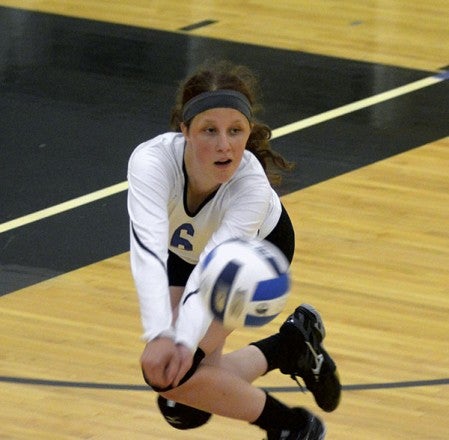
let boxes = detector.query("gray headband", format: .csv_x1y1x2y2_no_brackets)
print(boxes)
182,90,253,122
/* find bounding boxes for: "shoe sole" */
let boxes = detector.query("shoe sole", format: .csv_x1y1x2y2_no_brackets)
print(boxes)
298,303,326,341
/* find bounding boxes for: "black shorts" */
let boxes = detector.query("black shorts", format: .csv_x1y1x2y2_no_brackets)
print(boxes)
167,204,295,287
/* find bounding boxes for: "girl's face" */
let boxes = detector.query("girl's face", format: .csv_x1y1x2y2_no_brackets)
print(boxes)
182,107,252,188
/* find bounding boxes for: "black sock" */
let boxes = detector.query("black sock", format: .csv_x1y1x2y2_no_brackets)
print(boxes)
250,333,303,373
251,392,309,431
250,333,284,372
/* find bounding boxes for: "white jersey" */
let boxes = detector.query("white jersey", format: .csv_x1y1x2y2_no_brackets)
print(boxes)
127,132,282,350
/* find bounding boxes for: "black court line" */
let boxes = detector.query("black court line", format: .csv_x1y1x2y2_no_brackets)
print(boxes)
179,19,218,31
1,375,448,393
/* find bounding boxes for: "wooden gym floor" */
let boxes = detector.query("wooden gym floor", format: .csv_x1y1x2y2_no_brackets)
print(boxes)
0,1,448,439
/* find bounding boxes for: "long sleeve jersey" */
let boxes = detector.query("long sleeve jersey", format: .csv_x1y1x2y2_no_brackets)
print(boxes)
127,132,282,351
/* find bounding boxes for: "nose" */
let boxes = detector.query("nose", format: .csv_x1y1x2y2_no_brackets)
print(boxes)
216,132,231,152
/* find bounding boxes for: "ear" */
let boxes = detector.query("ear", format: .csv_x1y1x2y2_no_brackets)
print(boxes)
180,122,189,137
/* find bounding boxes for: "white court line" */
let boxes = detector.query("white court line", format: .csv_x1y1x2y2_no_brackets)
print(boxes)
271,75,443,139
0,73,445,234
0,182,128,234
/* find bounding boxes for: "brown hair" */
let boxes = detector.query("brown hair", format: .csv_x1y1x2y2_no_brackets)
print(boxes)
170,60,294,185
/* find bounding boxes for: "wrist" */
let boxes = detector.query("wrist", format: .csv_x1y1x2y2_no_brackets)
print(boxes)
143,327,175,343
174,335,196,353
155,328,175,340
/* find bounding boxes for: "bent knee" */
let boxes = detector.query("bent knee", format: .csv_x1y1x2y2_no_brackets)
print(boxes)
143,348,206,392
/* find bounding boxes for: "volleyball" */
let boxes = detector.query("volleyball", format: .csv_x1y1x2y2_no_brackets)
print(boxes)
199,238,291,328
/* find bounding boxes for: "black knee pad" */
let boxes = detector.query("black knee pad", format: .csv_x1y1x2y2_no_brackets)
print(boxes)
157,395,212,430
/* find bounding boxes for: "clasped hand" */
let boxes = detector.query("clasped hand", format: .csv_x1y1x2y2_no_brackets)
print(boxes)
140,337,193,390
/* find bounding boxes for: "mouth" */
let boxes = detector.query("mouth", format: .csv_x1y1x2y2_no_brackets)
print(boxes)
214,159,232,167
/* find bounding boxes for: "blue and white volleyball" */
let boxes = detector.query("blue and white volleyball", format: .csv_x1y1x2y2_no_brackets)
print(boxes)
199,238,291,328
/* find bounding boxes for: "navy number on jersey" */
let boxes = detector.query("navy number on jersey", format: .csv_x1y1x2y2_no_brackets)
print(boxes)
171,223,194,250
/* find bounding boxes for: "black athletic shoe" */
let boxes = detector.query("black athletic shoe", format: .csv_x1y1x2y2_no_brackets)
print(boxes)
279,304,341,412
265,408,326,440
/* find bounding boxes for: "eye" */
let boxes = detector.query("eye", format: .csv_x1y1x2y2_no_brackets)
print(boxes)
230,127,242,135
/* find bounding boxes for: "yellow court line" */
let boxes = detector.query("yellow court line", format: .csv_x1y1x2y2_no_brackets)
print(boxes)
0,74,444,234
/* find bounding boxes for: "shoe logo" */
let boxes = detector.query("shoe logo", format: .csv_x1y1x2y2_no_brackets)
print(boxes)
305,342,324,381
164,415,183,425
